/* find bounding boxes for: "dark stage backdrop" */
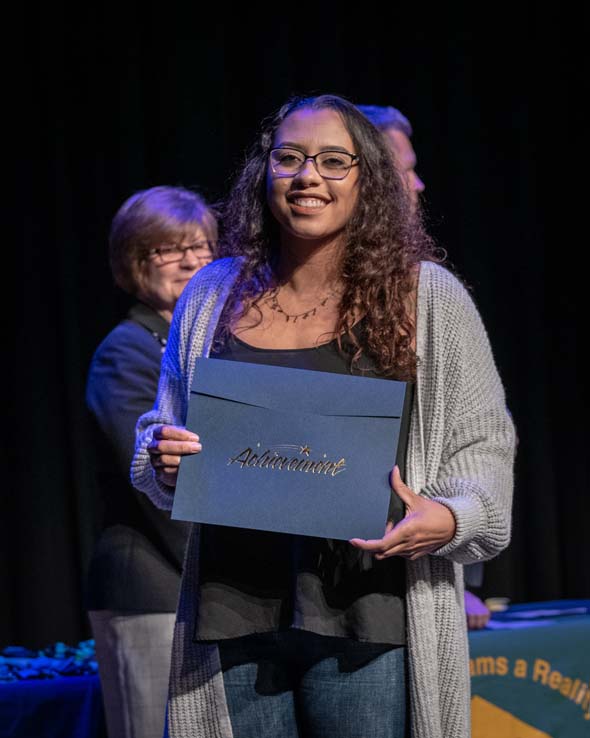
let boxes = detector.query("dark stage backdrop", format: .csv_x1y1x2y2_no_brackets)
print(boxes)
5,8,587,647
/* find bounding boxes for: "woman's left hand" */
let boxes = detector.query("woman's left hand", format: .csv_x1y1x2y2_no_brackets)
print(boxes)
349,466,456,560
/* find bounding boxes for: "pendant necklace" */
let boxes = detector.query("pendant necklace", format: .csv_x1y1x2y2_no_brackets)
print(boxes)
266,288,334,323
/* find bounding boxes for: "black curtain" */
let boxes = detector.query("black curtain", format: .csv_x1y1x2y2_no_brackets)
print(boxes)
5,7,587,648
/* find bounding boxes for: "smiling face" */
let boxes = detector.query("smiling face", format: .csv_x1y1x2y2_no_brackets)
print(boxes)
266,107,360,252
136,226,211,320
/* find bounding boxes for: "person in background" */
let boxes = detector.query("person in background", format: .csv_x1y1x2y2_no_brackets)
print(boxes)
131,94,514,738
356,105,424,210
85,185,217,738
358,103,491,629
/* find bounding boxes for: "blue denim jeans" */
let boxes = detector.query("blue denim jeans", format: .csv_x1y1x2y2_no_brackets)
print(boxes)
218,630,407,738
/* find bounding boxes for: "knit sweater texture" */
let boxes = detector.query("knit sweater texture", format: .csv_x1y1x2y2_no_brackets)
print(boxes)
131,257,515,738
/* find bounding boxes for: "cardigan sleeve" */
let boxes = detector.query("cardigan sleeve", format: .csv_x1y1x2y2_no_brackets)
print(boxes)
130,258,240,511
130,278,199,511
418,265,516,564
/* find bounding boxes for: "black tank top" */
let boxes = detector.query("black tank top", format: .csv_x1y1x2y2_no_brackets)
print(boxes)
194,326,408,646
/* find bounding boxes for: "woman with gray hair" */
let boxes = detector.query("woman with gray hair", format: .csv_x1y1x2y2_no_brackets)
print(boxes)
86,185,217,738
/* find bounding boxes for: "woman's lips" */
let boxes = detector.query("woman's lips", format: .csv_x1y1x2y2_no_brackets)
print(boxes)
288,195,330,213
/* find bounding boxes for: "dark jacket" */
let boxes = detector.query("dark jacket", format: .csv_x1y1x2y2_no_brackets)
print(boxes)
85,303,189,611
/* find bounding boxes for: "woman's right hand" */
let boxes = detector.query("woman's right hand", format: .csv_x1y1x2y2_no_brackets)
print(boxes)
147,425,202,487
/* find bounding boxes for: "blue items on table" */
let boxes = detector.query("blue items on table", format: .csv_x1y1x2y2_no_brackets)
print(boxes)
0,641,106,738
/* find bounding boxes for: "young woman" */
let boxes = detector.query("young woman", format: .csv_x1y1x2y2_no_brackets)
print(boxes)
131,96,515,738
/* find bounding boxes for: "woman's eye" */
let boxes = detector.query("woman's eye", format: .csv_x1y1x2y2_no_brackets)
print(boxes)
322,156,347,169
279,154,302,165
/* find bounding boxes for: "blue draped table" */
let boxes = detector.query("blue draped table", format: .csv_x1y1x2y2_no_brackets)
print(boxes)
0,642,106,738
469,599,590,737
0,675,106,738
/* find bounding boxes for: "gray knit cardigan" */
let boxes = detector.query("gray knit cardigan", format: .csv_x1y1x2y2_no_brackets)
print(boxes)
131,257,515,738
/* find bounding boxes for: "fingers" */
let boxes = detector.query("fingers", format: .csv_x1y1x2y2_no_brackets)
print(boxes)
350,493,455,561
464,591,491,629
467,612,490,630
147,425,202,486
349,516,409,556
148,438,202,455
349,537,432,560
374,540,438,560
375,545,434,561
150,456,180,487
389,465,415,506
153,425,200,443
156,469,181,488
353,470,455,562
148,425,202,457
150,453,184,471
349,527,433,560
389,464,402,488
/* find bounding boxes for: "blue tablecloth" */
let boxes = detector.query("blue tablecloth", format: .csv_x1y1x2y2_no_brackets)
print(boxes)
0,642,106,738
0,675,106,738
469,599,590,737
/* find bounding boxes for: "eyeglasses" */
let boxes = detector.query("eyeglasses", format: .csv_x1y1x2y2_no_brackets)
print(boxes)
147,241,215,265
269,147,359,180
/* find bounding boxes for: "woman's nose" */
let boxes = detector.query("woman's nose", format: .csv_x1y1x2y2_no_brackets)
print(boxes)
411,171,425,193
179,248,204,268
294,157,322,183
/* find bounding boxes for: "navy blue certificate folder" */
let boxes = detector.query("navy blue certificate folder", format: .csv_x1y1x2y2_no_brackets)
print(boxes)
172,358,412,541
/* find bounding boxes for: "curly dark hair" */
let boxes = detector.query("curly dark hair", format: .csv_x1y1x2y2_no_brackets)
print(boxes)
215,94,443,379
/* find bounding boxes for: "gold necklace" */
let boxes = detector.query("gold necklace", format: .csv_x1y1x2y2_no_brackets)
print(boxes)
266,288,334,323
